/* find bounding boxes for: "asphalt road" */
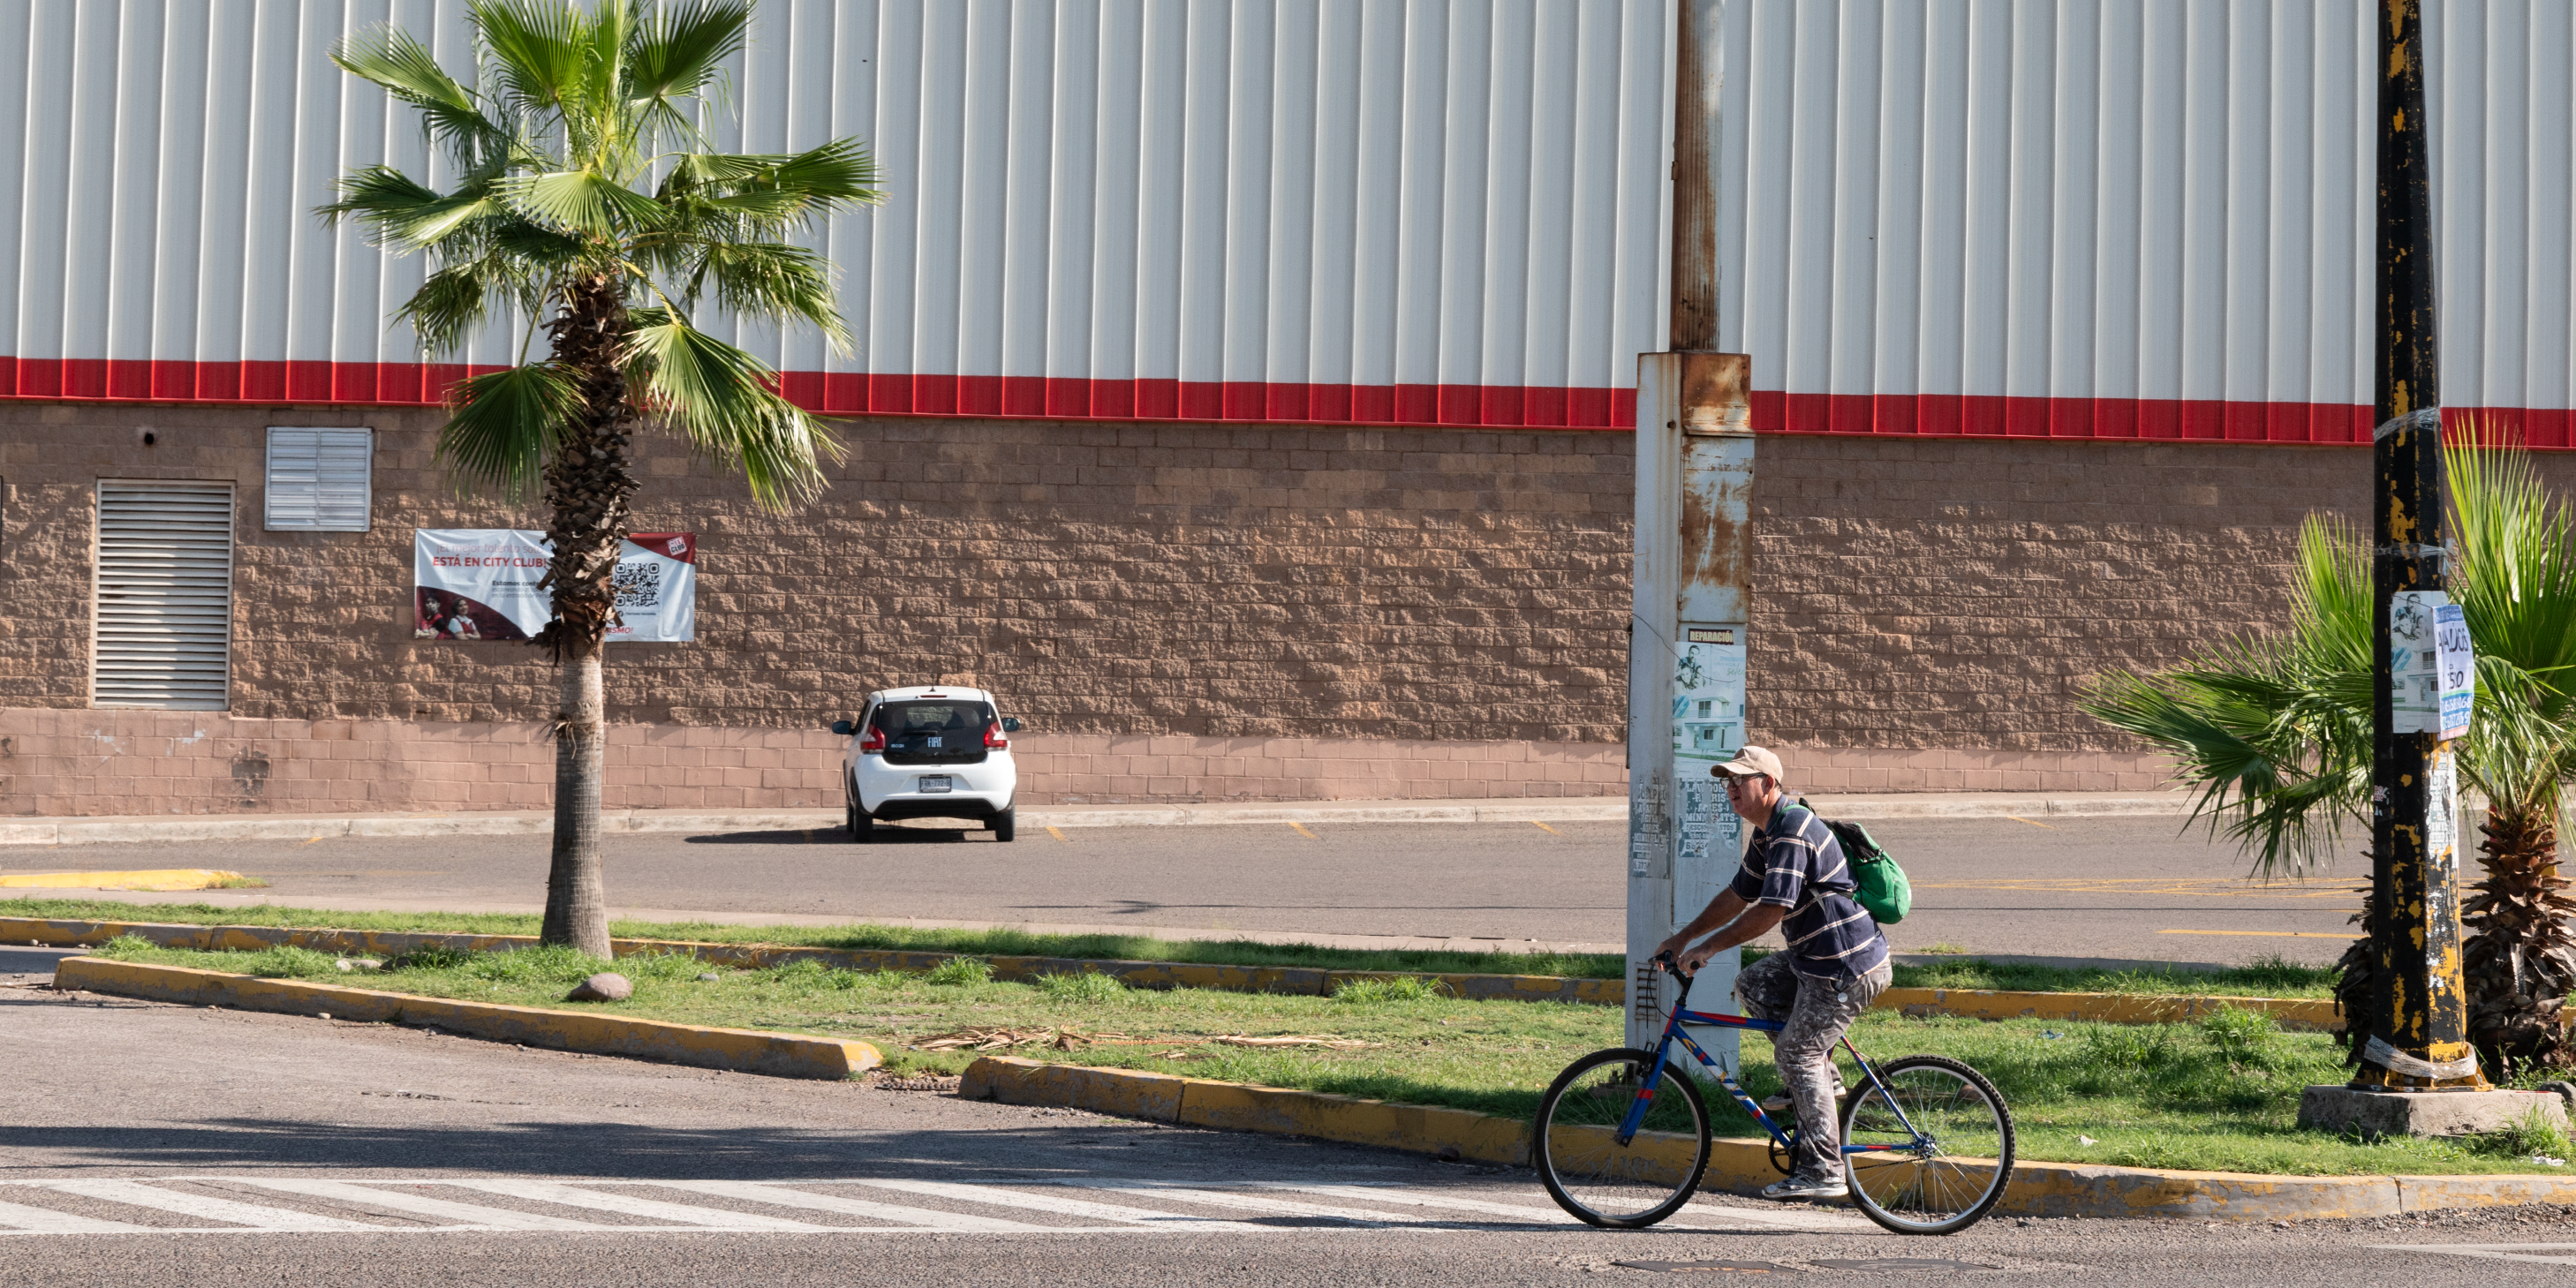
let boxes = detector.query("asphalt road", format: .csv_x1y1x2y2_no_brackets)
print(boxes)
4,944,2571,1288
0,816,2365,968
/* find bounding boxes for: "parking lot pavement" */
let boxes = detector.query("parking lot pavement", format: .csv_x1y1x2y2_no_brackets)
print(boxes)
3,815,2356,968
8,954,2575,1287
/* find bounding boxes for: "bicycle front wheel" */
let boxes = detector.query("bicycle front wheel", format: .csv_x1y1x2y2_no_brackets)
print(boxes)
1532,1047,1711,1228
1840,1054,2015,1236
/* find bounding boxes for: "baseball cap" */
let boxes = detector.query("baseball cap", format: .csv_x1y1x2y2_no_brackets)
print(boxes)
1711,745,1784,781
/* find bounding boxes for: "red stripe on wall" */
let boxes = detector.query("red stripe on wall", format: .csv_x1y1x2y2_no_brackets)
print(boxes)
0,358,2565,446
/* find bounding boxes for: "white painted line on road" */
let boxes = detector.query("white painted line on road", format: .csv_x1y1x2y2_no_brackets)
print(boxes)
2373,1244,2576,1264
434,1179,834,1231
0,1197,155,1233
623,1180,1058,1232
1071,1181,1432,1227
852,1179,1272,1231
221,1179,623,1231
29,1180,382,1232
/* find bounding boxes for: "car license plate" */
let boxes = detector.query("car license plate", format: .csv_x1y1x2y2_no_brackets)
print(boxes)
918,775,953,794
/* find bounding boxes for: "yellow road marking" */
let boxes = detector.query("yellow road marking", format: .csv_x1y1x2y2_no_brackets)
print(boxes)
2157,929,2349,939
1913,878,2365,899
1288,822,1320,840
300,836,326,846
1530,821,1560,835
1046,826,1068,842
0,869,246,891
2005,815,2056,829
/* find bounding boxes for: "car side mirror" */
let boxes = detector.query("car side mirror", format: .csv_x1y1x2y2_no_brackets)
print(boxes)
1001,717,1022,733
831,719,854,735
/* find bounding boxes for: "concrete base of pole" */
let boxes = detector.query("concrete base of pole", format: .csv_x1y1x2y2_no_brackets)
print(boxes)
2297,1085,2568,1139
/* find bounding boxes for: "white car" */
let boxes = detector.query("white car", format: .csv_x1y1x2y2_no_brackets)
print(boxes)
834,686,1021,842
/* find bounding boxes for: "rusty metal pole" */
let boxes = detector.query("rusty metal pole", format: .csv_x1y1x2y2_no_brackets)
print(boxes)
1627,0,1753,1063
2358,0,2482,1091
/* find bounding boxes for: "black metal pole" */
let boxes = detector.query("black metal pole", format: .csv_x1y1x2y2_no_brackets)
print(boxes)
2361,0,2481,1090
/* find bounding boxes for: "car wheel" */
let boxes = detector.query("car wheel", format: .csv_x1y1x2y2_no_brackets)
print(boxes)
991,806,1016,843
848,781,874,842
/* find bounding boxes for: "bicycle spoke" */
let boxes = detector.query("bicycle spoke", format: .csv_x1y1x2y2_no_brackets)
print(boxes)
1536,1051,1710,1227
1841,1057,2013,1235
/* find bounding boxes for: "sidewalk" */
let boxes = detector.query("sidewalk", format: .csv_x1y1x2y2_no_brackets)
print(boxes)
0,789,2192,847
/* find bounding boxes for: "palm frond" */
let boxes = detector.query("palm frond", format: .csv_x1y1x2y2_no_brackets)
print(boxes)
437,363,587,501
330,25,507,168
472,0,592,119
627,0,750,141
682,241,851,352
498,169,665,237
318,166,508,249
618,311,842,510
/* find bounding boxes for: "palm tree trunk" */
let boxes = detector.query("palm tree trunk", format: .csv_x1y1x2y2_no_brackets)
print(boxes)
535,273,638,956
2463,809,2576,1079
546,634,611,956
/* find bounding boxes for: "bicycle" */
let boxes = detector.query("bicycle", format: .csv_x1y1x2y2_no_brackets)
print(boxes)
1531,953,2014,1236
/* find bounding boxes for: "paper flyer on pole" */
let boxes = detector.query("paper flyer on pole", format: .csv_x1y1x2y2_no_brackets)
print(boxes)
414,530,696,643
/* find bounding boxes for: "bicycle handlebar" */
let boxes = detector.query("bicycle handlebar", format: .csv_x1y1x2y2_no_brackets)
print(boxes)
1652,949,1696,982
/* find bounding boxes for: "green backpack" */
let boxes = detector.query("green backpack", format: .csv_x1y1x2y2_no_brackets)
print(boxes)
1796,799,1911,925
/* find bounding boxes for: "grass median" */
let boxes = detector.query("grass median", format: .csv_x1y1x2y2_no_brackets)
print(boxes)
4,896,2342,998
79,935,2565,1178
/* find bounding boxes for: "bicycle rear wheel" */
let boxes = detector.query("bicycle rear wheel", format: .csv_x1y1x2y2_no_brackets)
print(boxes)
1532,1048,1711,1228
1839,1054,2015,1236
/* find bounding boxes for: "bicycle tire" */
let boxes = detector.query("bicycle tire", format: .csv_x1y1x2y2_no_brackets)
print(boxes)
1839,1054,2015,1236
1532,1047,1712,1228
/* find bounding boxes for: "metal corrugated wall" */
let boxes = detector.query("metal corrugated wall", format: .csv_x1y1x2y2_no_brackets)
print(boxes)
0,1,2569,440
0,0,1677,427
1710,0,2576,445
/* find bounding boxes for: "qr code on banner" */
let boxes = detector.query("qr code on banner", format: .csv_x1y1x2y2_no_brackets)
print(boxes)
612,560,662,610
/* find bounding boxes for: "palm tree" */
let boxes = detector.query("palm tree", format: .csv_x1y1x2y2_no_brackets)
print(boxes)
2083,438,2576,1080
321,0,878,955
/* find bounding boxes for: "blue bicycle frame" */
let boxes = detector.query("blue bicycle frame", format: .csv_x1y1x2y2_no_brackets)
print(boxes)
1616,963,1927,1159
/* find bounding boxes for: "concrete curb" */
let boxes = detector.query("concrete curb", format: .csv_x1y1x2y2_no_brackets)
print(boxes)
52,956,881,1081
957,1055,2576,1222
5,916,2339,1028
0,790,2197,846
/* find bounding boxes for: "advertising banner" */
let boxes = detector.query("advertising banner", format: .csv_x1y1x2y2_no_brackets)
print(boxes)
414,530,696,643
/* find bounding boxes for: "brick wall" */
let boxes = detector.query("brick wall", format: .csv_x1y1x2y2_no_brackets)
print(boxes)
9,402,2564,815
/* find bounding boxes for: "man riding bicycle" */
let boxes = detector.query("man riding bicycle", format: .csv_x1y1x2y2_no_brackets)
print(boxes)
1655,746,1892,1202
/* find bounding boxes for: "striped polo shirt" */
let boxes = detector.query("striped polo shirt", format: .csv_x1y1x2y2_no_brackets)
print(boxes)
1731,802,1891,981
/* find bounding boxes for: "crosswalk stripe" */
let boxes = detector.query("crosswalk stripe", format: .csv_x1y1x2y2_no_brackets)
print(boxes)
29,1180,381,1232
623,1181,1064,1232
432,1180,834,1231
0,1197,156,1234
852,1179,1271,1231
1071,1182,1443,1227
220,1179,623,1231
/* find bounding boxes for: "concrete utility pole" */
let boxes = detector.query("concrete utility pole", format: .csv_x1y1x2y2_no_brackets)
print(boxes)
1627,0,1754,1062
2360,0,2482,1092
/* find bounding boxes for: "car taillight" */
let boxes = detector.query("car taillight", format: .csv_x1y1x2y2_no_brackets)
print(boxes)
859,727,887,753
984,724,1008,750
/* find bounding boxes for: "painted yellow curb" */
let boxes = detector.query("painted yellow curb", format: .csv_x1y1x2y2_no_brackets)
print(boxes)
0,870,247,890
53,956,880,1081
956,1055,2576,1222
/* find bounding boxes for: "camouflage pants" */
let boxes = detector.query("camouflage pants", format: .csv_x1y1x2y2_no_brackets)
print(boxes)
1735,953,1892,1182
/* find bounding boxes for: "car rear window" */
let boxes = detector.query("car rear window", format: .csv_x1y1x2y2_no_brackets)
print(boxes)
873,701,994,735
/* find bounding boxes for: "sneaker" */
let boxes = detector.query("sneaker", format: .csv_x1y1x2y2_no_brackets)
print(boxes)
1760,1175,1847,1203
